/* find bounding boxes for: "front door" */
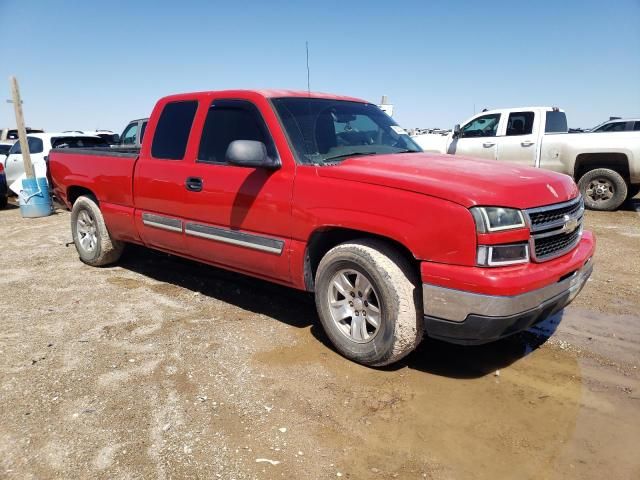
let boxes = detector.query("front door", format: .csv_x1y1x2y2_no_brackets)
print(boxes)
448,112,501,160
183,99,294,282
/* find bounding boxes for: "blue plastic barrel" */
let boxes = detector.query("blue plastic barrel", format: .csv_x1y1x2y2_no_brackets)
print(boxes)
19,177,53,218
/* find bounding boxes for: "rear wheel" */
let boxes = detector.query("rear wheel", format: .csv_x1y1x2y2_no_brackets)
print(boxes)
578,168,627,211
71,195,123,266
314,239,423,366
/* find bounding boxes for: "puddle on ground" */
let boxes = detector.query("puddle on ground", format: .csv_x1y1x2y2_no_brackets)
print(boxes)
255,322,639,479
107,276,145,289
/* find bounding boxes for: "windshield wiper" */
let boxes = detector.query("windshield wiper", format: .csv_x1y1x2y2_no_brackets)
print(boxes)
322,152,378,162
391,149,420,154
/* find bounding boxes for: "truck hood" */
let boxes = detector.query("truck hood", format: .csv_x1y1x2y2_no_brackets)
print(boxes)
317,152,579,209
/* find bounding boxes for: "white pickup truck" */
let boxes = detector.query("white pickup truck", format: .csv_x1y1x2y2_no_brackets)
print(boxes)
413,107,640,210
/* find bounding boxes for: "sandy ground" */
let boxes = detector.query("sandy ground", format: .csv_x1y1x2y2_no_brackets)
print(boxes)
0,197,639,480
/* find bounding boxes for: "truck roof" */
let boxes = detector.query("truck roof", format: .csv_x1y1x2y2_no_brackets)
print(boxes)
479,106,565,115
159,89,368,104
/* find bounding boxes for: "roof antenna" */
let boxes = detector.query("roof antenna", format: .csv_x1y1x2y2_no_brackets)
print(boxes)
305,41,311,96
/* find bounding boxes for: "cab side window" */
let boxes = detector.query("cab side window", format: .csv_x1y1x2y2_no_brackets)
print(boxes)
121,123,138,145
27,137,44,154
197,100,277,164
461,113,500,138
152,101,198,160
506,112,534,136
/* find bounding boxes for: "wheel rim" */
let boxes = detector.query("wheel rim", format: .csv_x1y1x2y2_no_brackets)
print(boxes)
76,210,98,253
327,269,381,344
585,178,614,204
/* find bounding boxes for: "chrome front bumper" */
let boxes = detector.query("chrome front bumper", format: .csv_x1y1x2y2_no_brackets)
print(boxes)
422,258,593,344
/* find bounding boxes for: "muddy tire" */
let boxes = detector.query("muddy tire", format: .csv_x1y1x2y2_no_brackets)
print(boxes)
314,239,423,366
71,195,123,266
578,168,627,211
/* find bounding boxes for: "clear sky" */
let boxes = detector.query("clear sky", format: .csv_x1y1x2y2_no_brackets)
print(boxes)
1,0,638,133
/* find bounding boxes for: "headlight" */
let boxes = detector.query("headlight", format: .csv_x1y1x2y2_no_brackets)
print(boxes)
477,243,529,266
470,207,526,233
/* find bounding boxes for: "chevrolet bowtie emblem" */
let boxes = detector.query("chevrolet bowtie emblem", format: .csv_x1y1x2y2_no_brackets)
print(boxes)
561,215,579,234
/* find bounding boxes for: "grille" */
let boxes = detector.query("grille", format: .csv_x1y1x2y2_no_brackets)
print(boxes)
534,228,581,260
525,196,584,262
529,198,582,227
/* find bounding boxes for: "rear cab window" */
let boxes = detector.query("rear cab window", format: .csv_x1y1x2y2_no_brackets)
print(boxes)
545,111,568,133
51,137,107,149
151,101,198,160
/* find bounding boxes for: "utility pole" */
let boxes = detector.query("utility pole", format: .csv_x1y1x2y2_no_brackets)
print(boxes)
9,76,35,178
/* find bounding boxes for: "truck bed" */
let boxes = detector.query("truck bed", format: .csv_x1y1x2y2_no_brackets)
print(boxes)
49,147,139,209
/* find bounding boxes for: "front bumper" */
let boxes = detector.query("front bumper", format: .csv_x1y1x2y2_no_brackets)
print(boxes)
423,257,593,345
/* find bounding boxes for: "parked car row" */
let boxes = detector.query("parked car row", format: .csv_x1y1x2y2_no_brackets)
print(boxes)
1,133,109,194
0,116,150,208
412,107,640,210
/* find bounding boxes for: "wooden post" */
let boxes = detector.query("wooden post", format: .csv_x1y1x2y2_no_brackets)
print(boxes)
9,76,35,179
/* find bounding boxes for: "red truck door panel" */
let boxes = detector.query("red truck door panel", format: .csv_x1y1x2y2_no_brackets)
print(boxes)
134,100,199,253
182,99,294,281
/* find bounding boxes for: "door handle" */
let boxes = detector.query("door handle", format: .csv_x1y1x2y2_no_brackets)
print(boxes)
482,142,495,148
185,177,203,192
521,141,535,147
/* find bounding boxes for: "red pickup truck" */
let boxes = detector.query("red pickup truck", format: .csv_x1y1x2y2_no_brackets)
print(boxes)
50,90,595,366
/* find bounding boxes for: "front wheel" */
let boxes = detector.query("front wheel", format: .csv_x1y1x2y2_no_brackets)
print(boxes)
71,195,123,266
314,239,423,366
578,168,628,211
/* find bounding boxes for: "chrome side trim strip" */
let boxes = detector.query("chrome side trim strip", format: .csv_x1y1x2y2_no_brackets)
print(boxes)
184,223,284,255
423,258,593,322
142,213,183,233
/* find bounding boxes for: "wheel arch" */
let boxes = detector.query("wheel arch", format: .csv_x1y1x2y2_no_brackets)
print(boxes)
67,186,97,206
303,227,418,292
574,152,630,183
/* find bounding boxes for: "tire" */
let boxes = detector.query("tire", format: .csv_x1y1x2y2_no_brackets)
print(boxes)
578,168,628,211
71,195,123,266
314,239,423,366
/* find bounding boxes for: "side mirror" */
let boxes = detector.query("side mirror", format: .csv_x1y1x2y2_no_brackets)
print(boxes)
112,134,120,144
225,140,280,169
452,124,461,138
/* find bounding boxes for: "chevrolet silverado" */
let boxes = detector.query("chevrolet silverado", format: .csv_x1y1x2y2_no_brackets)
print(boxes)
49,90,595,366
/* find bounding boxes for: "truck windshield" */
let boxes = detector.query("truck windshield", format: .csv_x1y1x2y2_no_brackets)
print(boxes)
272,98,421,164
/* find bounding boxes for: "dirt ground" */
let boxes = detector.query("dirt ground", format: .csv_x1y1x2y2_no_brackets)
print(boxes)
1,197,639,480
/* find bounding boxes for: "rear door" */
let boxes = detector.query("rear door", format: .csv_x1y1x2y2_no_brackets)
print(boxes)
495,111,538,166
449,113,501,160
182,98,294,282
134,100,199,253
